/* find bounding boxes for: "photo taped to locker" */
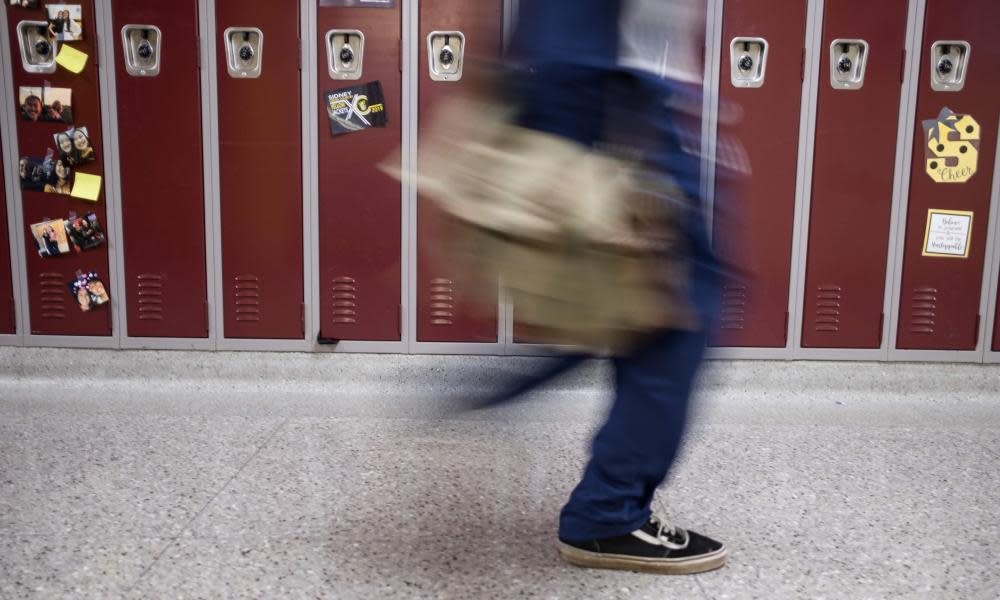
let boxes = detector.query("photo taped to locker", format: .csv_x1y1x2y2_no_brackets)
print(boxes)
30,218,71,257
19,85,73,123
46,4,83,42
54,126,95,166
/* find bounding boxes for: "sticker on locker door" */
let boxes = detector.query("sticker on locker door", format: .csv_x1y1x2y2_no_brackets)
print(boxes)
923,107,980,183
325,81,387,136
922,209,973,258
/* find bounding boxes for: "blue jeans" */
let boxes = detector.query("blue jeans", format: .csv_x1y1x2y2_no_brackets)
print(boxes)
508,0,720,541
558,328,709,541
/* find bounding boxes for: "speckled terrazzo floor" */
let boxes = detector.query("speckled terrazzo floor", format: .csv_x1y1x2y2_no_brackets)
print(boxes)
1,348,999,599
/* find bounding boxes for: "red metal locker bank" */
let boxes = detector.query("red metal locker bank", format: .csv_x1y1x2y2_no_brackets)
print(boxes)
416,1,502,343
0,140,14,334
316,1,402,342
6,1,112,336
800,0,908,349
112,0,207,338
709,0,808,348
215,1,304,339
895,0,1000,350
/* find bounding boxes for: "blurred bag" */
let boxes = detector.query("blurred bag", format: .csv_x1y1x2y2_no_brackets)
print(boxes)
397,81,698,354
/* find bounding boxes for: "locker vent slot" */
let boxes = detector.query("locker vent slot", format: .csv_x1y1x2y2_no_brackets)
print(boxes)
234,275,262,322
719,283,747,330
331,277,358,325
814,285,842,332
39,272,67,320
429,278,454,326
137,274,165,321
908,286,937,335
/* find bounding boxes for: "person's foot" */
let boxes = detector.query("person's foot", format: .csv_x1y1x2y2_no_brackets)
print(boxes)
557,515,727,575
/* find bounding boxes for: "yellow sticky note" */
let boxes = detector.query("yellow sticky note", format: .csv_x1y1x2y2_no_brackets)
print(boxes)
71,173,102,202
56,45,89,74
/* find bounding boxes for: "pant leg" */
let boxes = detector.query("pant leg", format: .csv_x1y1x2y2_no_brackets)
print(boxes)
558,327,708,542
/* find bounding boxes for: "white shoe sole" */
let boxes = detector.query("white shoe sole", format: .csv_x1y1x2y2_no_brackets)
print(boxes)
557,540,728,575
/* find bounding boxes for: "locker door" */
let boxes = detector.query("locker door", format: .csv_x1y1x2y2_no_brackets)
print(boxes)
417,1,502,343
710,0,808,348
316,2,402,341
0,138,13,334
112,0,207,338
801,0,908,348
6,0,112,336
895,0,1000,350
215,0,304,339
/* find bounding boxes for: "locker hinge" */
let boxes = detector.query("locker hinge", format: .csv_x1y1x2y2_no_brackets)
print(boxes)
298,38,303,71
94,34,99,68
204,301,210,335
974,314,981,344
197,37,202,70
784,311,790,344
399,304,403,338
9,299,15,329
878,312,885,345
301,302,306,336
800,47,806,82
899,48,906,83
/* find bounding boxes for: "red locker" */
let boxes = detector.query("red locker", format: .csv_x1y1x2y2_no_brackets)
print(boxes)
417,1,502,343
801,0,909,348
6,1,112,336
215,1,304,339
0,139,14,334
895,0,1000,350
316,2,402,341
709,0,808,348
112,0,207,338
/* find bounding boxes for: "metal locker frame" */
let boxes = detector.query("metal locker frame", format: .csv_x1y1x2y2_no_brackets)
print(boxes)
884,0,999,363
0,6,24,347
0,1,122,350
304,0,407,355
203,0,312,353
702,0,818,360
784,0,921,361
980,122,1000,364
410,0,507,355
98,0,218,351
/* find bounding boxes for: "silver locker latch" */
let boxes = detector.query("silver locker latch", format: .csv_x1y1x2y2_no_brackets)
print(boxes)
16,21,57,74
224,27,263,78
427,31,465,82
121,25,162,77
829,39,868,90
730,37,767,88
326,30,365,81
930,41,970,92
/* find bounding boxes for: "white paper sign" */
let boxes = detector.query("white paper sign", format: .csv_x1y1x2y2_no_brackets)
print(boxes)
923,210,973,258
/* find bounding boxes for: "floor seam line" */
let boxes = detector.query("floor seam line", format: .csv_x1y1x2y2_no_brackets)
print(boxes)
694,573,713,600
124,418,290,594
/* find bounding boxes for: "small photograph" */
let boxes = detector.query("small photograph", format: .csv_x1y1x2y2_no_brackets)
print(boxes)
66,212,105,252
18,156,49,192
54,126,94,166
9,0,41,8
68,271,110,312
45,4,83,42
29,218,71,257
19,86,73,123
43,156,74,195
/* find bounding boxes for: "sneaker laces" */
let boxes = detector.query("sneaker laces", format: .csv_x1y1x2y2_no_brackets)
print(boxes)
651,499,690,550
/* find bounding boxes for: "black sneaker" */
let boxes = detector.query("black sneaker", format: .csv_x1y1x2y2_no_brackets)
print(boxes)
557,515,727,575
